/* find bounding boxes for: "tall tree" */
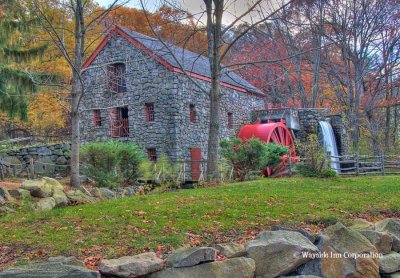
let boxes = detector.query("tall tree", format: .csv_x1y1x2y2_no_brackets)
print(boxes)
0,0,46,119
28,0,124,188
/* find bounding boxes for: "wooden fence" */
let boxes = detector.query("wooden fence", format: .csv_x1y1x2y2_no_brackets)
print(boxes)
1,155,399,181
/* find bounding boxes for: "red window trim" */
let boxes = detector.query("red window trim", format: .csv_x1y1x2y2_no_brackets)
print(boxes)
93,109,101,127
228,112,233,129
147,148,157,162
145,103,155,122
189,104,196,123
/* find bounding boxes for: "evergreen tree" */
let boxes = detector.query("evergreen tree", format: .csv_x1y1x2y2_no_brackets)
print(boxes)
0,0,46,120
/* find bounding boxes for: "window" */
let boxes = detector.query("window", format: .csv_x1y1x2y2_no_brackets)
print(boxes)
93,109,101,127
189,104,196,123
107,63,126,93
145,103,155,122
228,112,233,129
109,107,129,137
147,148,157,162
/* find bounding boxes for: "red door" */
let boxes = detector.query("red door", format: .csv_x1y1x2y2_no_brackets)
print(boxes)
190,148,201,180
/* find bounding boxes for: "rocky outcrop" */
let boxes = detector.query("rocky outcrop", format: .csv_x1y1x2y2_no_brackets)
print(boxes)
246,230,318,278
166,247,217,268
358,230,393,254
299,222,379,278
99,252,163,278
380,252,400,274
375,218,400,252
149,257,255,278
0,262,98,278
215,243,246,258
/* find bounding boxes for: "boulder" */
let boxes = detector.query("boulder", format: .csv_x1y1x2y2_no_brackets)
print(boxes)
42,177,64,192
349,218,375,230
299,222,379,278
375,218,400,252
90,188,102,198
66,190,95,204
0,262,98,278
167,247,217,268
35,197,56,211
0,206,16,214
99,252,163,278
149,257,255,278
22,179,52,198
0,195,5,206
358,230,393,254
8,189,31,200
385,272,400,278
285,276,322,278
0,187,15,203
380,252,400,274
271,225,315,243
215,243,246,258
98,187,115,199
52,190,69,207
48,256,84,267
245,230,318,278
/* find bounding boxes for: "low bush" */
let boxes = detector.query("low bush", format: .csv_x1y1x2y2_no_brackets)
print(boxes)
220,137,288,181
80,141,144,188
296,134,336,178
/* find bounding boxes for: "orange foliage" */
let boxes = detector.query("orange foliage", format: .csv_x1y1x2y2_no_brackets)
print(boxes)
107,6,208,55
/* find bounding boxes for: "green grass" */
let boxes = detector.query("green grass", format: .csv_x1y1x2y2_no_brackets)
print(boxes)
1,176,400,260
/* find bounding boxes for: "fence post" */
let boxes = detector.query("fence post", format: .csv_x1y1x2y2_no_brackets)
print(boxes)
355,153,359,176
381,154,385,175
0,163,3,180
29,158,35,179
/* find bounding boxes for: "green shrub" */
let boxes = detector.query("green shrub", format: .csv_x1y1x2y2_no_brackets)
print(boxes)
296,134,336,178
80,141,144,188
220,137,288,181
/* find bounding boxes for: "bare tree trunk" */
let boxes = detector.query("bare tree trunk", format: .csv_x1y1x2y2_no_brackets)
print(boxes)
70,0,85,188
204,0,223,181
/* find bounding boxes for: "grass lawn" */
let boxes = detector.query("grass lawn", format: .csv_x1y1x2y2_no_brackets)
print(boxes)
1,176,400,265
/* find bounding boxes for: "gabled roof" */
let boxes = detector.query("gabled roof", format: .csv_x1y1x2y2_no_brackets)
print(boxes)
82,26,264,96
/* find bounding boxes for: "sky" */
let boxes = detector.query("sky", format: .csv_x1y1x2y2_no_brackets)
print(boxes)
95,0,277,25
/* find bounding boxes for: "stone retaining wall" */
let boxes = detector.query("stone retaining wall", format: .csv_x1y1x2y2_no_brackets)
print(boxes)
2,143,71,177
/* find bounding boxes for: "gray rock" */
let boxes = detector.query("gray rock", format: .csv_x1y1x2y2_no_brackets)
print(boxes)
246,230,318,278
98,188,115,199
22,179,52,198
99,252,163,278
0,262,98,277
385,272,400,278
349,218,375,230
285,276,321,278
0,206,16,214
380,252,400,274
375,218,400,252
0,187,15,203
48,256,84,266
90,188,102,198
149,257,255,278
8,189,30,200
42,177,64,192
358,230,393,254
52,190,69,207
0,195,5,206
299,222,379,278
167,247,217,268
35,197,56,211
66,190,95,204
271,225,315,243
215,243,246,258
56,156,67,165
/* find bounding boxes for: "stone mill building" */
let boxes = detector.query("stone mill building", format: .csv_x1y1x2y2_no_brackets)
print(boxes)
80,26,265,179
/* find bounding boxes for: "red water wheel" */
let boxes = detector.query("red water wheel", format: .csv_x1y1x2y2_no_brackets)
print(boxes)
238,121,297,177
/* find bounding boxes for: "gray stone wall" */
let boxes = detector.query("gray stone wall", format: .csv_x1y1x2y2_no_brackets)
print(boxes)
294,109,328,144
3,143,71,176
80,34,265,165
